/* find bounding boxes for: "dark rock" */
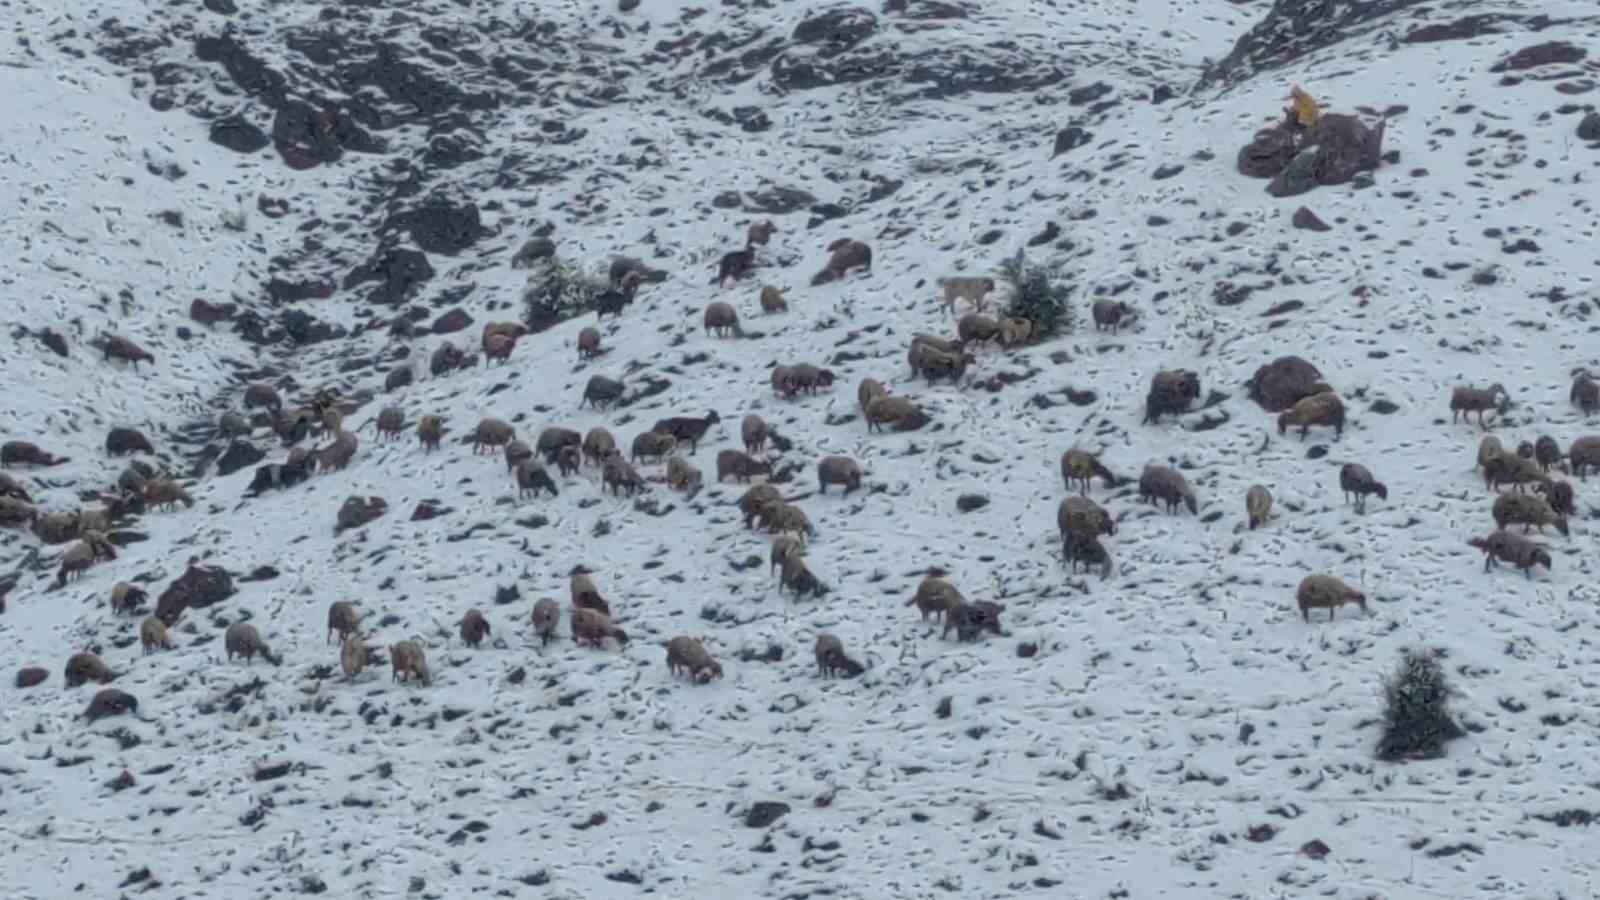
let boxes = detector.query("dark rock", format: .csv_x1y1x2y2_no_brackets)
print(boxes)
792,7,878,49
336,496,388,534
271,99,383,170
83,688,138,722
745,801,791,828
1267,114,1385,198
239,566,279,582
344,248,434,307
1150,83,1175,104
411,500,450,521
956,494,989,513
1578,112,1600,142
1052,126,1092,158
279,309,343,345
511,238,557,268
1199,0,1436,89
1369,399,1399,415
385,198,488,256
216,440,266,477
156,562,236,624
37,328,68,357
1291,206,1331,231
744,186,817,215
1016,642,1037,658
203,0,237,13
430,308,473,335
266,278,334,304
1028,221,1061,246
1152,163,1184,180
1246,355,1326,412
1237,123,1298,177
1491,41,1585,72
1301,839,1331,860
1068,81,1112,105
619,0,640,11
494,584,521,606
209,114,270,154
386,366,414,392
16,667,48,689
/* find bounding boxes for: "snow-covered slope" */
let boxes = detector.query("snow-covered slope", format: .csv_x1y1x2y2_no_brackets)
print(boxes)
5,0,1600,895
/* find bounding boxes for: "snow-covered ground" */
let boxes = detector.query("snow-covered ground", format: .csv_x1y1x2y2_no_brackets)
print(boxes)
5,0,1600,896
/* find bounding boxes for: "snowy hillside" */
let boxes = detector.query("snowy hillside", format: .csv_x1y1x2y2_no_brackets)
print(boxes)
5,0,1600,895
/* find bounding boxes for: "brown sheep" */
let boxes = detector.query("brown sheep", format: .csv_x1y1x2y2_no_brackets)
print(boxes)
631,430,677,465
33,510,81,544
578,326,602,360
416,415,445,452
327,600,361,644
1493,492,1568,536
1138,464,1198,515
1143,369,1202,424
1470,530,1553,580
811,238,872,285
653,412,722,452
937,276,997,316
594,271,642,320
82,688,139,722
481,321,528,351
1060,448,1117,494
759,285,788,315
942,601,1005,642
340,637,372,678
1295,574,1368,622
1572,369,1599,416
105,426,154,457
56,540,100,585
814,633,864,679
64,651,116,687
1534,435,1564,473
770,534,804,577
571,607,628,649
602,451,645,496
1276,391,1345,441
760,501,815,542
1246,485,1272,530
558,445,580,477
0,496,37,529
582,374,627,410
715,248,755,287
747,220,777,247
999,318,1033,347
458,608,492,648
504,439,534,474
1,440,64,468
226,622,281,666
1450,383,1508,428
1476,436,1503,472
780,553,825,598
374,407,405,442
906,575,964,622
1571,436,1600,480
1535,479,1576,516
738,483,783,529
144,478,196,511
1058,495,1115,543
770,364,797,398
907,341,973,383
1062,530,1113,579
717,449,772,483
0,471,31,503
536,426,582,464
665,636,723,683
110,581,147,616
570,571,610,617
220,411,252,440
1340,463,1389,512
666,456,703,494
956,313,1003,346
864,395,929,432
515,460,559,499
910,333,965,355
314,428,359,472
243,383,283,414
390,638,431,685
858,378,888,414
1091,299,1136,334
817,455,862,496
1486,453,1547,493
531,598,560,647
471,418,515,454
704,301,743,338
583,427,618,467
140,615,172,654
741,414,768,454
786,363,836,395
101,334,155,370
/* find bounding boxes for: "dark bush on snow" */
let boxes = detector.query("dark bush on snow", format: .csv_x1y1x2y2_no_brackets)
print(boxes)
999,248,1073,340
1376,647,1465,762
520,259,601,334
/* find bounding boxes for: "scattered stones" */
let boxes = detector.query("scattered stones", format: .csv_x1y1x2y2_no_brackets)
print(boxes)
1578,112,1600,142
336,496,388,534
745,801,791,828
15,667,48,689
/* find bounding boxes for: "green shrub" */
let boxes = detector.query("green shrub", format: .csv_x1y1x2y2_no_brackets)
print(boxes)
520,259,596,333
999,248,1074,340
1376,647,1465,762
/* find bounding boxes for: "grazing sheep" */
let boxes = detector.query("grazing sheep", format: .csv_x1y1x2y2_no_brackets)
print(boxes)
1534,435,1564,473
0,496,36,528
578,326,602,360
416,415,445,452
385,365,414,393
1276,392,1345,441
814,633,865,678
1570,436,1600,480
117,460,153,495
817,455,862,496
1571,369,1598,415
864,395,929,432
594,271,642,320
225,622,280,666
82,688,138,722
1535,479,1576,516
571,607,628,649
738,483,783,528
340,637,372,678
906,576,964,622
956,313,1004,346
666,456,703,495
748,220,777,247
717,448,772,483
327,600,361,644
64,652,115,687
140,615,172,654
143,479,196,511
1450,383,1508,429
219,411,252,440
1138,464,1198,515
770,535,804,577
999,317,1033,347
857,378,888,414
189,297,237,327
937,276,998,316
942,601,1005,642
704,301,743,338
760,501,815,542
582,375,626,410
665,636,723,683
570,572,610,617
741,414,768,454
557,445,580,477
759,285,787,314
390,638,431,685
481,320,528,352
780,553,825,599
1339,463,1388,513
56,540,100,585
270,407,316,446
243,383,283,414
1493,492,1569,536
458,608,491,648
101,334,155,370
1062,530,1113,579
1476,436,1503,472
1060,448,1118,494
321,407,345,434
1470,530,1553,580
715,248,755,287
1091,299,1136,334
1,440,63,468
1058,495,1116,543
1246,356,1329,412
431,342,465,377
374,407,405,442
631,430,678,465
811,238,872,285
33,510,82,545
531,598,560,647
1143,369,1202,425
0,471,30,503
536,427,582,464
910,333,965,355
1246,485,1272,529
786,363,836,395
105,426,154,457
602,451,645,496
907,341,974,383
110,581,147,616
583,427,617,467
1295,574,1368,622
316,429,359,471
653,412,721,452
1486,453,1548,493
471,418,515,454
516,460,559,498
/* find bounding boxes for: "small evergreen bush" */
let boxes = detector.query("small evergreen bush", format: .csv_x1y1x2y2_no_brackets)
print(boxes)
1376,647,1465,762
520,259,598,333
998,248,1074,340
